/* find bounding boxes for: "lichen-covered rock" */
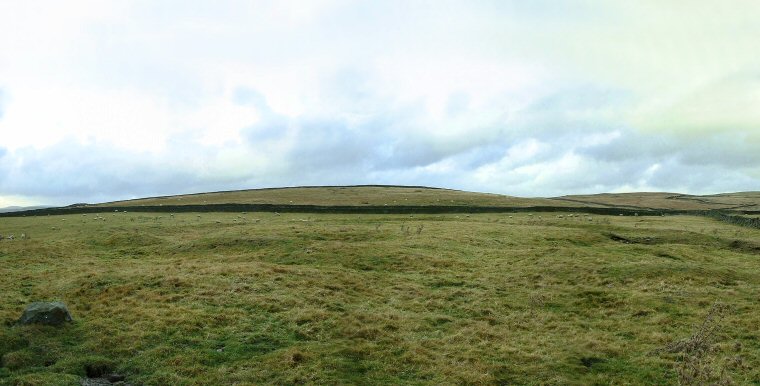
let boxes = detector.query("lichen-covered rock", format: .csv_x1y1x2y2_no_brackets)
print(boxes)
16,301,73,326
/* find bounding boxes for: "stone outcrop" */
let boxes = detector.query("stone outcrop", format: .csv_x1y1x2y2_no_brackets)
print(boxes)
16,301,73,326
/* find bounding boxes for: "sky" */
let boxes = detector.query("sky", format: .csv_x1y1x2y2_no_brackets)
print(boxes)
1,1,759,206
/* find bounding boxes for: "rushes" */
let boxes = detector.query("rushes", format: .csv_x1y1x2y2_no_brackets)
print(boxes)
399,223,424,236
657,302,737,385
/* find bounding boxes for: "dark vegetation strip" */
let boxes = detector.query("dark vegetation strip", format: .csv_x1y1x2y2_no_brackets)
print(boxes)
701,211,760,229
0,203,683,217
3,203,759,229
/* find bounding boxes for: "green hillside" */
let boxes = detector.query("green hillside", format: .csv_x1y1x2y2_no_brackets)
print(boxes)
92,185,572,208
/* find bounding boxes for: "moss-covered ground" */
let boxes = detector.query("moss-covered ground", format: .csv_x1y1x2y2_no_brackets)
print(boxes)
1,212,759,385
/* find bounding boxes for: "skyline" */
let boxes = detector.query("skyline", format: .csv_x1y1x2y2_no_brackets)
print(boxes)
1,1,759,207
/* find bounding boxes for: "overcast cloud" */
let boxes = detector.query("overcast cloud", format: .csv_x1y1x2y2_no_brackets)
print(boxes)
1,1,759,206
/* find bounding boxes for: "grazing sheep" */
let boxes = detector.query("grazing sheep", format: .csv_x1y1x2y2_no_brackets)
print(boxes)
20,233,26,240
7,234,14,240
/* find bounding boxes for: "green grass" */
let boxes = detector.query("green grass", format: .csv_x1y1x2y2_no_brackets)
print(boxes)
1,211,759,385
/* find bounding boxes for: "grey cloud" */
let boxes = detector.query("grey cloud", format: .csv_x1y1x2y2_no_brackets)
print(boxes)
579,129,760,169
511,85,631,132
238,79,506,174
236,83,760,198
2,81,760,205
233,87,269,109
0,140,258,205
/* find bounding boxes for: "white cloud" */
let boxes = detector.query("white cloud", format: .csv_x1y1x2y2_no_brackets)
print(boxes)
0,1,758,206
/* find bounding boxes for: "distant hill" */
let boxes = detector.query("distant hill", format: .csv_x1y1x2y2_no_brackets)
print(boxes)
5,186,760,216
90,185,760,212
90,185,575,208
556,192,760,211
0,205,52,213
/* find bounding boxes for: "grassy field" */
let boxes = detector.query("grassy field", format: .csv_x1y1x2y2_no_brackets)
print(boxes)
1,209,759,385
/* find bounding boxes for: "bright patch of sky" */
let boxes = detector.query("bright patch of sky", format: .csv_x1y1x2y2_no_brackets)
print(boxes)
1,1,758,205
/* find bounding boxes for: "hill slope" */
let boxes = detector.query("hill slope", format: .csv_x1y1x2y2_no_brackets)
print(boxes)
556,192,760,211
92,185,574,208
91,186,760,213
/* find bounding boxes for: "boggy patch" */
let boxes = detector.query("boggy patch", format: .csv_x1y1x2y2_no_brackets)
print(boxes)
605,233,658,245
655,251,681,260
728,239,760,254
92,232,165,248
177,236,288,252
576,290,621,308
580,356,606,368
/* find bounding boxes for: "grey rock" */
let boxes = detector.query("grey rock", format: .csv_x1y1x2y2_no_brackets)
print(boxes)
16,301,73,326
